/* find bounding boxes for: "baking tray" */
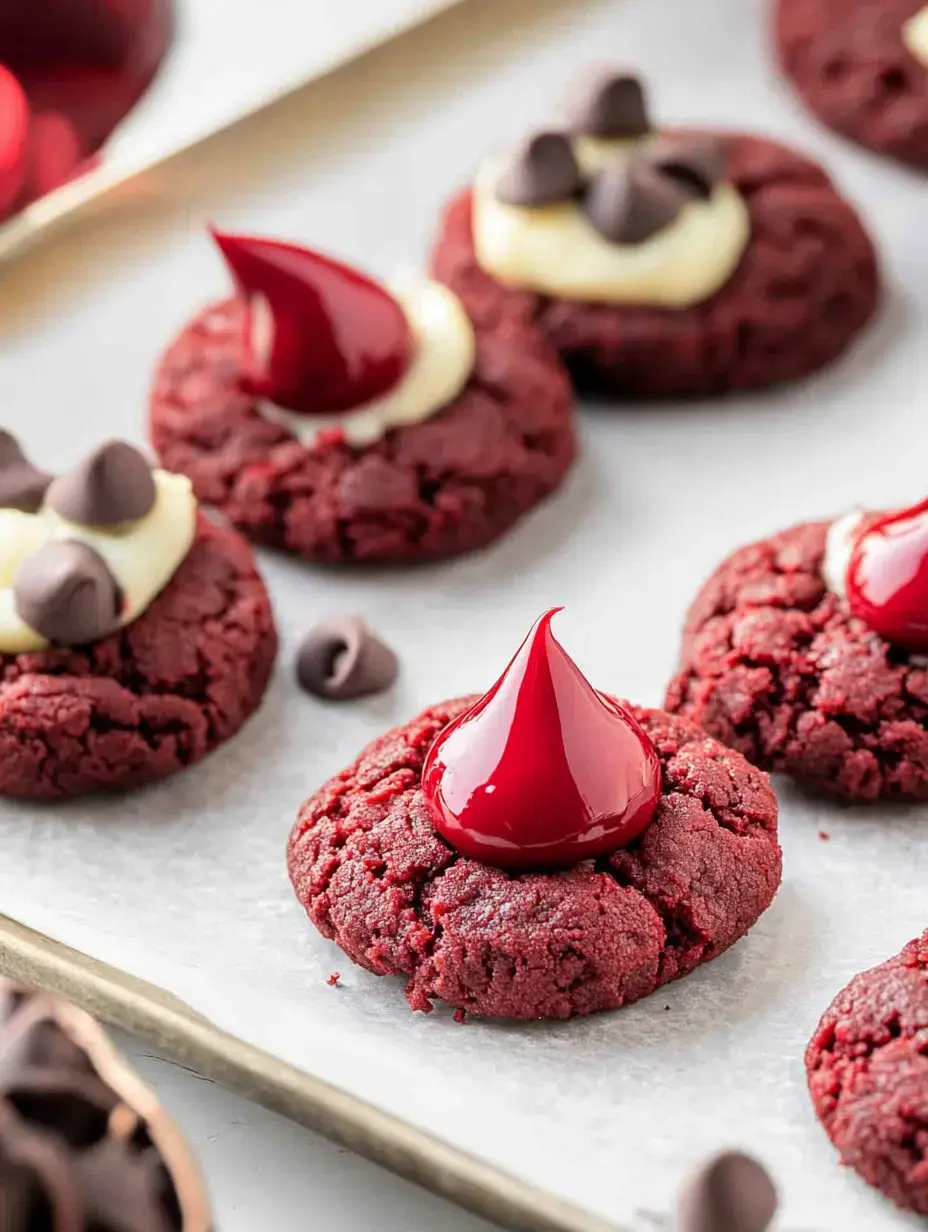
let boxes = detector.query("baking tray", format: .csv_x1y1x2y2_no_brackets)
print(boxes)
0,0,467,263
0,916,610,1232
0,0,924,1229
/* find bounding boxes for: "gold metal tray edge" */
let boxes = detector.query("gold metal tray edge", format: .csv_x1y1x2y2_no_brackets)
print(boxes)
0,914,620,1232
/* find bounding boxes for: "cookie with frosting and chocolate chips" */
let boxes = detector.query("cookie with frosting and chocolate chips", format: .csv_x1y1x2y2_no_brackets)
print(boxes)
431,66,880,399
776,0,928,170
0,979,212,1230
0,434,276,798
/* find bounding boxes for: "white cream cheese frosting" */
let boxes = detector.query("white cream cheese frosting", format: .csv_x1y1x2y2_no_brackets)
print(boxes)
903,7,928,67
822,510,866,600
472,137,751,308
0,470,197,653
257,279,477,449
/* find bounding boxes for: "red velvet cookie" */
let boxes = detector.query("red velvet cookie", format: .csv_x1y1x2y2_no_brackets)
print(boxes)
665,517,928,801
776,0,928,170
149,233,575,565
0,513,276,799
806,930,928,1215
433,131,879,399
288,614,781,1020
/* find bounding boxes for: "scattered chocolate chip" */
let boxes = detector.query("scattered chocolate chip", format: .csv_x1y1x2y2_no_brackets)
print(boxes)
563,67,650,138
677,1151,778,1232
46,441,156,527
582,155,690,244
646,134,728,199
296,616,398,701
0,431,52,514
495,132,582,206
13,540,122,646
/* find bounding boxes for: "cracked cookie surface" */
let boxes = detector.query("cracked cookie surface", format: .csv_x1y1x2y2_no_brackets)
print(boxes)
665,521,928,800
149,299,575,564
287,699,781,1020
0,513,276,798
430,133,879,398
806,930,928,1215
776,0,928,170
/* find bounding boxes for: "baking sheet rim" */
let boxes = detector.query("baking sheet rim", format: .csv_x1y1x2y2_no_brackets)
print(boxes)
0,913,621,1232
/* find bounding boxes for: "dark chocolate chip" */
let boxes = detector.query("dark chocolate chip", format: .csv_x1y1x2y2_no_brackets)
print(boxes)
563,67,650,138
495,132,582,207
6,1073,115,1148
0,431,52,514
46,440,156,527
582,155,690,244
296,617,398,701
646,134,728,199
13,540,122,646
677,1151,778,1232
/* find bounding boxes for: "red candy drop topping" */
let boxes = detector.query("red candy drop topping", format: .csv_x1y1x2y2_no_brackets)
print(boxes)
846,498,928,653
422,610,662,869
211,229,415,416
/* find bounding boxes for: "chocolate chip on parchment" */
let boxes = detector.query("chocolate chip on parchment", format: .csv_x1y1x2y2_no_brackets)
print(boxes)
296,617,398,701
582,155,689,244
13,541,122,646
495,132,582,206
676,1151,778,1232
47,441,156,527
563,67,650,138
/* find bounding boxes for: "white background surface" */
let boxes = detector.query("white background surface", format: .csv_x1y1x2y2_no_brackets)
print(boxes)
0,0,925,1228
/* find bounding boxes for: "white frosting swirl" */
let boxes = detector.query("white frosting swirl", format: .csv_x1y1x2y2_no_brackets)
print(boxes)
472,136,751,308
258,280,476,448
0,470,197,653
904,7,928,67
822,510,865,599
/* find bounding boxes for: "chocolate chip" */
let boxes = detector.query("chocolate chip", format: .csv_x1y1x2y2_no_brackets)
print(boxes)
13,541,122,646
646,134,728,199
46,441,156,527
582,155,690,244
677,1151,778,1232
495,132,582,206
0,431,52,514
296,617,398,701
563,67,650,138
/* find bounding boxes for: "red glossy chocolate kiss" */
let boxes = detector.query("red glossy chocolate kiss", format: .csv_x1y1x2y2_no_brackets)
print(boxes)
0,67,30,217
422,610,662,869
211,229,415,415
847,498,928,653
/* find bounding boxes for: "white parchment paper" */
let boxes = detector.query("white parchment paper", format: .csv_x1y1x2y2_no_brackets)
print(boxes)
0,0,925,1227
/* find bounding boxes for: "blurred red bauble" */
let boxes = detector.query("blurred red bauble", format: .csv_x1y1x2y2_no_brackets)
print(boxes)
0,0,174,220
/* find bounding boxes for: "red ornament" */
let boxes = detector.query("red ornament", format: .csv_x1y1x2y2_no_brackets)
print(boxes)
846,498,928,653
210,229,415,416
0,68,30,218
0,0,173,222
422,609,661,869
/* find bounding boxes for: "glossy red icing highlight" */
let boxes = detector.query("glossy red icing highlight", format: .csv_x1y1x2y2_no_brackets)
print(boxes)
422,610,662,869
0,68,30,217
847,499,928,653
211,229,415,416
